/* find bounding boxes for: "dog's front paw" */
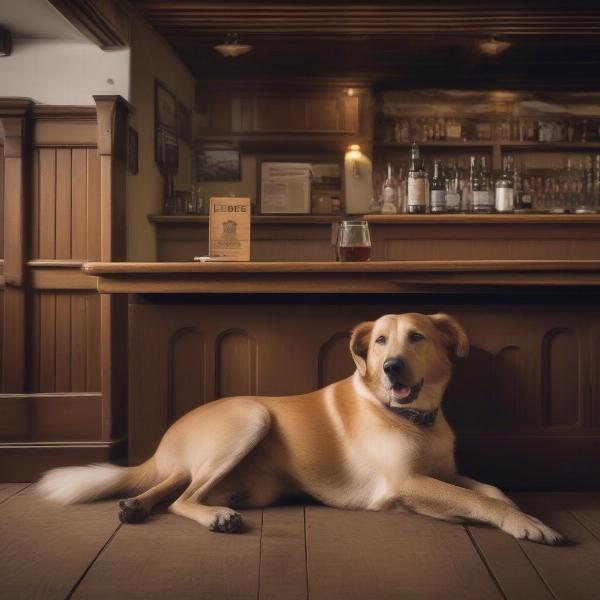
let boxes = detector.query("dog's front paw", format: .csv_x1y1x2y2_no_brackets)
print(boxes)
118,498,148,524
501,509,564,545
209,508,243,533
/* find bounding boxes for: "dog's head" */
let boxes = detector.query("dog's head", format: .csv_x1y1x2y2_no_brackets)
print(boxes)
350,313,468,411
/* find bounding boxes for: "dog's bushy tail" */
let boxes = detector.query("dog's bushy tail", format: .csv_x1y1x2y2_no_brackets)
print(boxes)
36,459,156,505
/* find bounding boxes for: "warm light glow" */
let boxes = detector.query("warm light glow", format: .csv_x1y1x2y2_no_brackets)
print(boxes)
349,144,361,152
479,38,511,56
347,88,355,97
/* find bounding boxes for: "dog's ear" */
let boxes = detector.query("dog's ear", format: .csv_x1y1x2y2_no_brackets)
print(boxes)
429,313,469,359
349,321,374,377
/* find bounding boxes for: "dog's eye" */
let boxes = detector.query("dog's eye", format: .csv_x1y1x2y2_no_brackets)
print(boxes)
375,335,387,345
409,331,425,342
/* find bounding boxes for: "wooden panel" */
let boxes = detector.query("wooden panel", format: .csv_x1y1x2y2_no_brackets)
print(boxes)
0,146,3,259
169,328,205,422
71,509,262,600
71,148,87,259
0,488,120,599
0,393,103,441
542,328,580,427
306,506,502,600
38,148,56,259
318,332,353,388
216,329,257,399
30,291,101,394
305,97,338,131
55,148,72,259
0,483,30,504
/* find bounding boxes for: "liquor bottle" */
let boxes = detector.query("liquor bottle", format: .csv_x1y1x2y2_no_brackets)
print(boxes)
396,167,406,212
495,156,515,213
444,162,461,213
593,155,600,211
519,175,533,212
462,156,476,212
430,159,446,213
382,162,398,214
481,156,493,207
472,157,493,213
407,142,427,214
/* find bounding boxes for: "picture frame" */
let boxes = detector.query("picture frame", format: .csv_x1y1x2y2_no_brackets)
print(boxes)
195,147,241,182
176,100,192,145
155,79,179,170
128,126,138,175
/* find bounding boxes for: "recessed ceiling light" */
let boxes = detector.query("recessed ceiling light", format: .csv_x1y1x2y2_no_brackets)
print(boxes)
479,37,511,56
214,33,253,58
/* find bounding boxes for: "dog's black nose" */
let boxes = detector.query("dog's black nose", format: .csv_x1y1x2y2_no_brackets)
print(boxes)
383,357,405,379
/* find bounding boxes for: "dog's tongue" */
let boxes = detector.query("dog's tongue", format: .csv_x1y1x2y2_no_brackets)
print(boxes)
392,385,411,400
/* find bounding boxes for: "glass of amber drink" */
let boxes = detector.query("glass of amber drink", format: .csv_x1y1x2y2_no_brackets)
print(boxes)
337,220,371,262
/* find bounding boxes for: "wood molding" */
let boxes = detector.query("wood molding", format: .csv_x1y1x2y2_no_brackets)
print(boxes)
0,99,32,392
48,0,130,49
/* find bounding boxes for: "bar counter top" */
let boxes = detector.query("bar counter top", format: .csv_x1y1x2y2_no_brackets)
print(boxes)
82,260,600,293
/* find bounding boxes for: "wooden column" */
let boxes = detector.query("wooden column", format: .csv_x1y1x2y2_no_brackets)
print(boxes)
0,99,32,392
94,95,130,442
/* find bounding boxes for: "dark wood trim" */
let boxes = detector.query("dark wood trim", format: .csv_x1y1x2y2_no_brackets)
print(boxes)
149,214,342,225
0,438,125,482
94,96,130,444
48,0,130,50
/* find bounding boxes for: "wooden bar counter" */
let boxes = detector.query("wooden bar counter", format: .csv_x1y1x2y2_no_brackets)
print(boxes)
82,260,600,491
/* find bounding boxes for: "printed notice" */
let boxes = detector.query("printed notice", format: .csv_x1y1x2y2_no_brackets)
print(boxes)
208,197,251,261
260,162,311,214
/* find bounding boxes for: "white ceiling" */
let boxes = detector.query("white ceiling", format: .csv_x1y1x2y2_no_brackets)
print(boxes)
0,0,87,40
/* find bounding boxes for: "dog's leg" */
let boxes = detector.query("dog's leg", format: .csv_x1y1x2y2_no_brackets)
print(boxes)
169,402,271,533
395,475,563,545
118,472,189,524
446,474,517,507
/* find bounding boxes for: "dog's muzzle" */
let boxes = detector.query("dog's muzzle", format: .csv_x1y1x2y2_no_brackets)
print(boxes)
389,378,424,406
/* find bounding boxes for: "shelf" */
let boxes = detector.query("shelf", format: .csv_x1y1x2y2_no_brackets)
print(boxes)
364,213,600,225
375,141,600,150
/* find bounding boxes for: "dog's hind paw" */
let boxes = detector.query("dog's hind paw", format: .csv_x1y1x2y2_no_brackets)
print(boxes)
208,509,243,533
118,498,147,524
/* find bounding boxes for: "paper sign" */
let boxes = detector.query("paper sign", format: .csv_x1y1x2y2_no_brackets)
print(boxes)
260,162,311,214
208,197,251,261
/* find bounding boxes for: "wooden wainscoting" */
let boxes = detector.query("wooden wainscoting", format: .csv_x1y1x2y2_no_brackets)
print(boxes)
129,299,600,489
0,99,129,480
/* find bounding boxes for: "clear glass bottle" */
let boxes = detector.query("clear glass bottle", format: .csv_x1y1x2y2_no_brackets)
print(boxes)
472,157,493,213
382,162,398,214
444,161,461,213
495,155,515,213
430,159,446,213
462,156,476,213
407,143,427,214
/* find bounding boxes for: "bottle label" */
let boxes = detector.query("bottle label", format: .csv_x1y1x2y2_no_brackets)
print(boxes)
408,178,426,207
431,190,446,209
520,193,532,208
382,187,395,203
473,190,492,208
495,188,514,211
445,192,460,209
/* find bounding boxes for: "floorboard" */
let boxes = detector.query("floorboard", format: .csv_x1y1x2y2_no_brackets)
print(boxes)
512,493,600,600
71,508,263,600
305,505,503,600
0,483,30,504
0,486,120,600
259,505,307,600
553,492,600,541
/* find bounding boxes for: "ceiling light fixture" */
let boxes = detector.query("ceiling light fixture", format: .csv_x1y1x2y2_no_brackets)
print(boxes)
479,37,511,56
214,33,253,58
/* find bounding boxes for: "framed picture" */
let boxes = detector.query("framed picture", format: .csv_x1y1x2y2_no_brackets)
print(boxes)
128,127,138,175
176,101,192,145
195,148,241,182
155,79,179,170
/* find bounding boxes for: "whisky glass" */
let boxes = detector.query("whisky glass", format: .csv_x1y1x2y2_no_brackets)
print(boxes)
337,221,371,262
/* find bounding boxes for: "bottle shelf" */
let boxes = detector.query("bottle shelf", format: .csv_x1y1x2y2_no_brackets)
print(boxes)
375,141,600,150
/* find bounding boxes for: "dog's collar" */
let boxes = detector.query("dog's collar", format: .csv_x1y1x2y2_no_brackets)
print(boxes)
387,406,439,427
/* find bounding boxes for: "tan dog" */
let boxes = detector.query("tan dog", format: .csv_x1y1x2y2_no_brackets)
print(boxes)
38,313,563,544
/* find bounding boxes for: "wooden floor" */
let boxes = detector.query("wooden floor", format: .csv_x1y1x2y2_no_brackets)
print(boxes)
2,485,600,599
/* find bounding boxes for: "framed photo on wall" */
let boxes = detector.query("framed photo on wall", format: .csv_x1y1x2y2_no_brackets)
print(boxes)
155,79,179,170
195,147,241,182
176,101,192,145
